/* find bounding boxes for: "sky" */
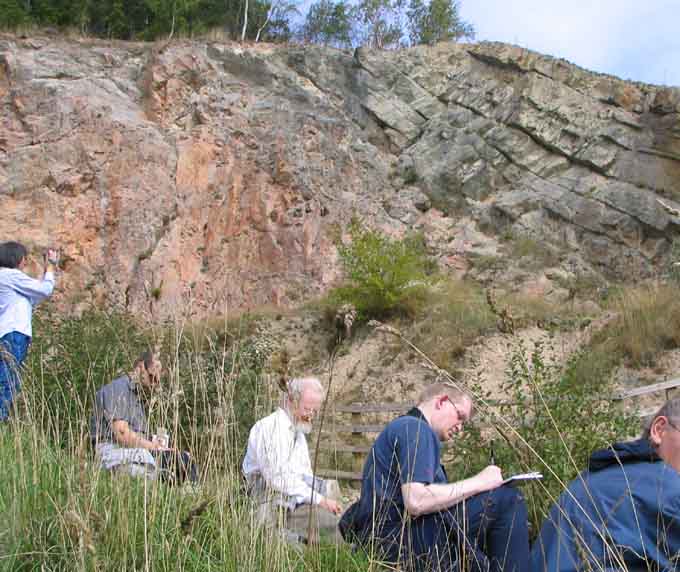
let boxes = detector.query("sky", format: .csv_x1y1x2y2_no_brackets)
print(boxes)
459,0,680,87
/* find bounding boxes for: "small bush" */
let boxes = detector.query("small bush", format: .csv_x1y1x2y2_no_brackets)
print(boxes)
447,341,638,533
329,221,434,322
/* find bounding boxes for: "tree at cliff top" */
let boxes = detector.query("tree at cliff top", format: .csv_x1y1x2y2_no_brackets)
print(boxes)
406,0,474,45
354,0,406,48
0,0,294,41
300,0,354,48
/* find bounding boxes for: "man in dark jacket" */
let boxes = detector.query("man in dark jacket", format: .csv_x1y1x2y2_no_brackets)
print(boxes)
531,398,680,572
340,383,529,572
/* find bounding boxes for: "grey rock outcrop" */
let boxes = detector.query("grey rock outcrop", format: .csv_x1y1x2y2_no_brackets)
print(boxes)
1,35,679,319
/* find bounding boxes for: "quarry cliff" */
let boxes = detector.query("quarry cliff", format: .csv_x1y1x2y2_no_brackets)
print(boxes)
1,35,679,320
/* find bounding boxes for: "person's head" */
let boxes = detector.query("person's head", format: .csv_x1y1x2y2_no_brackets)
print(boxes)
132,350,163,389
283,377,325,434
643,398,680,472
0,242,28,269
417,383,473,442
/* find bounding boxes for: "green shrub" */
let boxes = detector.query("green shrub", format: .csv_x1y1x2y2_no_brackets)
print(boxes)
329,221,434,322
447,341,638,533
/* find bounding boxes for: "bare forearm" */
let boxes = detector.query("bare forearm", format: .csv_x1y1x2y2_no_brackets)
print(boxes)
114,428,157,450
403,466,504,517
404,478,487,516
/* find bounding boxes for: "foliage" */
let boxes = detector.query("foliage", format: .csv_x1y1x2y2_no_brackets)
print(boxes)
330,221,434,322
0,0,28,28
300,0,355,47
406,0,474,45
255,0,299,42
353,0,405,48
172,318,279,468
0,0,479,49
0,0,297,42
2,308,377,570
448,341,638,533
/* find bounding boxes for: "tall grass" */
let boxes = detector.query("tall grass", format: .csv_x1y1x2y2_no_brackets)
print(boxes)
595,283,680,367
0,308,667,572
1,310,373,572
409,279,496,372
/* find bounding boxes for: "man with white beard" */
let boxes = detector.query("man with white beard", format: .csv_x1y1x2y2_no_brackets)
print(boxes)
242,376,342,544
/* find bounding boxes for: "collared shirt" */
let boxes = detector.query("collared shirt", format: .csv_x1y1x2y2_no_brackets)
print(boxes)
0,268,55,338
90,375,149,445
242,407,322,508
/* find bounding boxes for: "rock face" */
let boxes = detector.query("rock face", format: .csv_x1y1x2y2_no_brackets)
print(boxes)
1,36,679,319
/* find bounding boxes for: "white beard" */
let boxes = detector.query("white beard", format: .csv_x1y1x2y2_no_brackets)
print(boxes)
295,421,313,434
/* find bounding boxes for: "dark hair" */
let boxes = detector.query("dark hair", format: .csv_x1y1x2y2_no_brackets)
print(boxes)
133,351,157,371
0,242,27,269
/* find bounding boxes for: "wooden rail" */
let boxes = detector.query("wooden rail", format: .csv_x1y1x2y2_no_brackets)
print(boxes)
318,377,680,482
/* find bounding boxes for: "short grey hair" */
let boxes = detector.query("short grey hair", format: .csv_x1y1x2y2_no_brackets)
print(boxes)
285,376,325,403
642,397,680,439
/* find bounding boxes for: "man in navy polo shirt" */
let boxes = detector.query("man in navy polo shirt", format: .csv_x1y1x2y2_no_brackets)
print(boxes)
340,383,529,572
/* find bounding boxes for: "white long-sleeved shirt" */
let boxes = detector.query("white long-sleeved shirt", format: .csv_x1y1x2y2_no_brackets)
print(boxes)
0,268,55,338
242,407,322,508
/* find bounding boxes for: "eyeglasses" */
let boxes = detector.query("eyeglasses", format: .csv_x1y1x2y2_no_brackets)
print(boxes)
448,399,470,425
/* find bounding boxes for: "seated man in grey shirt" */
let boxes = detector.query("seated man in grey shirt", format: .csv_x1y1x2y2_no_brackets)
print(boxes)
90,350,197,484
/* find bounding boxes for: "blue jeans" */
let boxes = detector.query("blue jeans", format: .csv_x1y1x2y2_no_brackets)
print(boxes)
413,485,529,572
458,486,530,572
0,331,31,420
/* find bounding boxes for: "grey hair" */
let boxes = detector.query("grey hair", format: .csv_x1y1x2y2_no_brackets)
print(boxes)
283,376,325,405
642,397,680,439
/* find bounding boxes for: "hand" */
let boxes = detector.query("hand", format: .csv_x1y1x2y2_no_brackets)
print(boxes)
476,465,504,492
150,436,174,452
150,442,176,452
45,248,60,267
319,498,342,515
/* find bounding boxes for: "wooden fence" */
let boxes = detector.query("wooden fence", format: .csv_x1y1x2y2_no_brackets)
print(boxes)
315,377,680,482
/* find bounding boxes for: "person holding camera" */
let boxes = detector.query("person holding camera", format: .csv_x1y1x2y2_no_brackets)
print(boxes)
0,241,58,422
